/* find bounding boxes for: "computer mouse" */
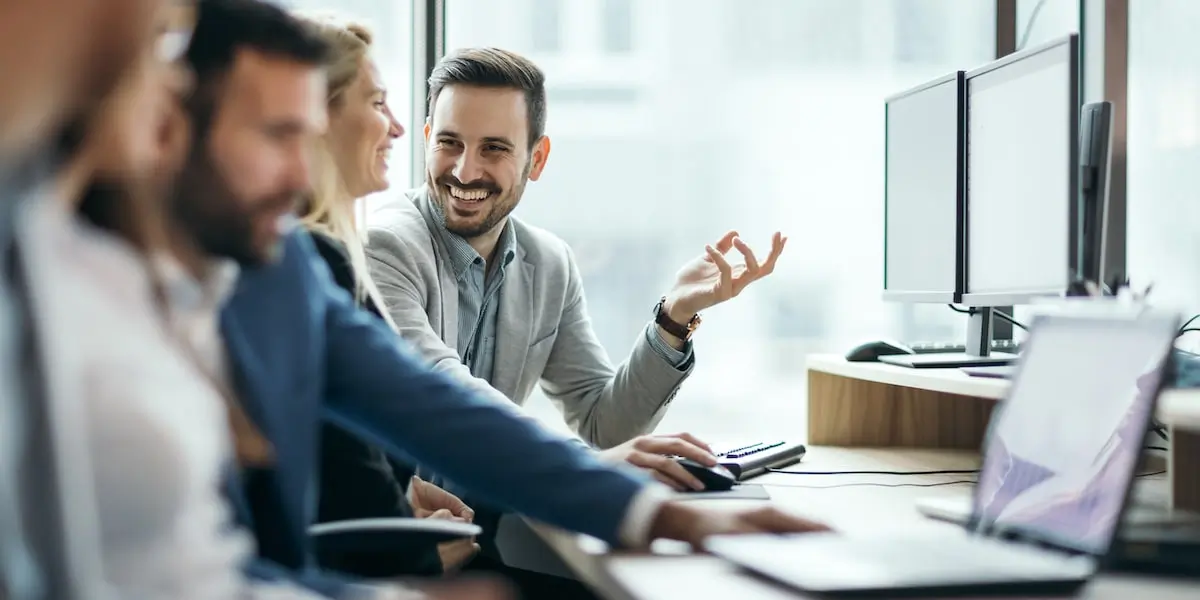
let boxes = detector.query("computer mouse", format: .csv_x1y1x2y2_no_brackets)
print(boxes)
844,339,915,362
676,458,736,492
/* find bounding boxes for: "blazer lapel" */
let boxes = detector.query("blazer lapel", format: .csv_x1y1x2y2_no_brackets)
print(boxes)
492,253,535,399
415,189,461,350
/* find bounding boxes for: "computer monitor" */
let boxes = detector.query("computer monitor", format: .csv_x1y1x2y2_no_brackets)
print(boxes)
1076,101,1113,292
883,71,965,304
963,34,1080,307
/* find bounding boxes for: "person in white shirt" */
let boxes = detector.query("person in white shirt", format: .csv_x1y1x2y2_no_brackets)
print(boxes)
27,3,506,599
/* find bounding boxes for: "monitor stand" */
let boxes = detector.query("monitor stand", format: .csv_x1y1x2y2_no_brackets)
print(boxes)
879,307,1018,369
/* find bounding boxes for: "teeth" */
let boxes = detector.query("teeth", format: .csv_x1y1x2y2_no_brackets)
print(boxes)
449,186,490,201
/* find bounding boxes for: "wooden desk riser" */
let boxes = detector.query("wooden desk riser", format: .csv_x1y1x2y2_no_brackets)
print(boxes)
806,354,1200,513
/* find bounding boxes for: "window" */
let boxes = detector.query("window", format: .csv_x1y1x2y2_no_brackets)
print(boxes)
531,0,564,54
444,1,994,441
279,0,415,214
1016,0,1079,52
1128,1,1200,350
601,0,634,54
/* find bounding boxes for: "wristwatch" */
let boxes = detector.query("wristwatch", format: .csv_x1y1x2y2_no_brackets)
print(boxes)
652,296,701,341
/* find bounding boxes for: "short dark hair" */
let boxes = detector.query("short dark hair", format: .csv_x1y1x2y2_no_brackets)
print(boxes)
427,48,547,149
184,0,331,132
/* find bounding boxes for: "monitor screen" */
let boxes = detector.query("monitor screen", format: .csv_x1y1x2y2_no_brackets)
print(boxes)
964,36,1077,304
972,314,1177,555
883,74,961,302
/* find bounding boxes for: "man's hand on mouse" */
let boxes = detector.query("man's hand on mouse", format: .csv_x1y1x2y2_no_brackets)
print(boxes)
649,503,833,549
598,433,718,492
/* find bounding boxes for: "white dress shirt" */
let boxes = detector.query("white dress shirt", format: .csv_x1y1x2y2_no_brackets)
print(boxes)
22,198,360,600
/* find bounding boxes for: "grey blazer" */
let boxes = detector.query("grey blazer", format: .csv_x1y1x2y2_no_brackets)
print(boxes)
365,188,692,449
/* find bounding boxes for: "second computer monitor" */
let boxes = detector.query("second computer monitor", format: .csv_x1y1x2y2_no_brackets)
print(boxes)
883,71,964,303
963,34,1079,306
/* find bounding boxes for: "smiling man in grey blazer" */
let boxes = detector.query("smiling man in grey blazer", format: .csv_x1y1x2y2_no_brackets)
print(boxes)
366,47,787,490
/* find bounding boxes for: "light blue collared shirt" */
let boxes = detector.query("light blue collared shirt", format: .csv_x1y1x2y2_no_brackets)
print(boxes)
428,200,692,381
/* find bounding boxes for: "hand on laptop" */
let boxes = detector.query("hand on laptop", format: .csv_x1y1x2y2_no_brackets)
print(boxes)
409,476,480,571
650,503,832,548
599,433,718,491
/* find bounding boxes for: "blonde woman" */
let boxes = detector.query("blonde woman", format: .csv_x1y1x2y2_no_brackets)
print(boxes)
295,14,481,578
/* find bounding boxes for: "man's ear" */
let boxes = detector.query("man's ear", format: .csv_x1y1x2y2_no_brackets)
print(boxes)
528,136,551,181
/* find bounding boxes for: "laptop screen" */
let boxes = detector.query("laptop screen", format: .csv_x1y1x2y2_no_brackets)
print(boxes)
971,314,1177,555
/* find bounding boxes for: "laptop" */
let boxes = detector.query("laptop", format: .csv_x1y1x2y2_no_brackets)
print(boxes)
706,313,1179,596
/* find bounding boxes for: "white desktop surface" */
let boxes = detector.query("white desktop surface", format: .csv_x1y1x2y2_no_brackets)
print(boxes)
529,447,1199,600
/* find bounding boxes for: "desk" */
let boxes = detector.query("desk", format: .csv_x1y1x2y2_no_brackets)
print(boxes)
805,355,1200,512
528,354,1200,598
531,448,1199,600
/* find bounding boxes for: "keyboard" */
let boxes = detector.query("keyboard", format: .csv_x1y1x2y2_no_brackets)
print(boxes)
909,339,1021,354
715,440,807,481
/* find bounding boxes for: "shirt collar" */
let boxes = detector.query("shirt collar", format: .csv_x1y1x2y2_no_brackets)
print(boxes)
426,187,518,281
154,255,241,315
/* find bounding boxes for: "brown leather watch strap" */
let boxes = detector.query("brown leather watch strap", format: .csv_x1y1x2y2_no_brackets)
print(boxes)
653,296,700,340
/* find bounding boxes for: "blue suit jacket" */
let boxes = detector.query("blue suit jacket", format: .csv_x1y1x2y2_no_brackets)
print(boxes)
220,232,648,596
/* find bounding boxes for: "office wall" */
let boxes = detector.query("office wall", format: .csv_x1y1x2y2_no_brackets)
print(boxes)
1128,0,1200,349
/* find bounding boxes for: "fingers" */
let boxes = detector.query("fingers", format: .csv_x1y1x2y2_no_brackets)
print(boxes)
705,245,734,289
413,476,474,521
635,435,718,466
649,469,689,492
732,237,761,277
714,230,739,254
760,232,787,275
741,507,833,534
437,538,482,573
731,232,788,293
628,451,705,491
426,508,457,521
665,432,714,455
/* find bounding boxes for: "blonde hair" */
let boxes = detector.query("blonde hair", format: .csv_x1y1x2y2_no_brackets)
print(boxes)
294,12,396,330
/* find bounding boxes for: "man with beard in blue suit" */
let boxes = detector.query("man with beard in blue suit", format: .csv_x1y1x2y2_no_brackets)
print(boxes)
165,1,830,597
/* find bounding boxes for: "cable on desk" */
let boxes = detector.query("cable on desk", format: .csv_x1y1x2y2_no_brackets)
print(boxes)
767,469,980,476
1179,314,1200,334
947,304,974,315
1152,424,1170,442
946,304,1029,333
993,310,1028,332
765,480,978,490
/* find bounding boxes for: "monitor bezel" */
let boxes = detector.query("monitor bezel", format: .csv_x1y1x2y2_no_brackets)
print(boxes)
882,70,966,305
960,34,1080,307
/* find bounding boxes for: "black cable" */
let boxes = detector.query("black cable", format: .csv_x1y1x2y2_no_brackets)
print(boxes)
1146,446,1169,452
993,310,1029,332
1178,327,1200,338
1016,0,1049,52
1179,314,1200,333
763,480,978,490
767,468,979,476
947,304,974,315
1153,425,1170,442
1139,470,1167,478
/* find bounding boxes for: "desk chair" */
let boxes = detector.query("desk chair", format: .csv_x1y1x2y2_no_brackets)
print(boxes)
310,518,480,577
